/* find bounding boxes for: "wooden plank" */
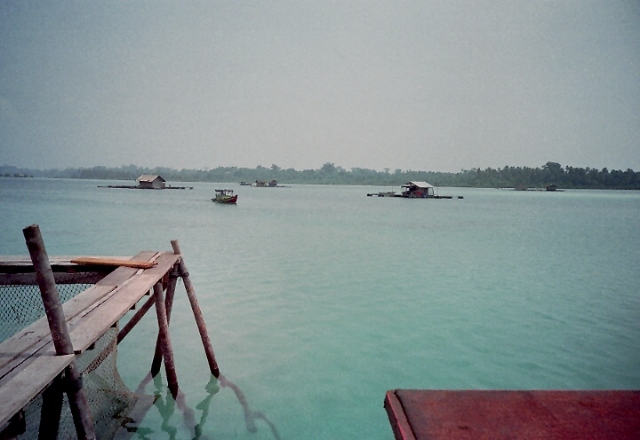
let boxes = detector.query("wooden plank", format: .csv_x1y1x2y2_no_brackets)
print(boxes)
70,257,158,269
0,352,74,428
0,323,54,380
69,253,180,353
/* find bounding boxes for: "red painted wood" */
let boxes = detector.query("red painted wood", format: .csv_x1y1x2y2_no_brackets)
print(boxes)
385,390,640,440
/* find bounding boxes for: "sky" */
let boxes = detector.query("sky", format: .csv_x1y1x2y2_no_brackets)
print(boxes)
1,1,639,173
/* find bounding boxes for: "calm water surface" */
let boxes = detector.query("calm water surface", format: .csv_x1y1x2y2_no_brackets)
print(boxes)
1,178,639,439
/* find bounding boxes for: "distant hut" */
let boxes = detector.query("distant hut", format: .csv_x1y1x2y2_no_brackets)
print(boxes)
401,181,434,198
255,179,279,188
136,175,166,189
546,184,558,192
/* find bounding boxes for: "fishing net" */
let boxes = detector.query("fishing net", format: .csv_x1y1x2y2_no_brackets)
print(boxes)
0,280,92,343
0,273,148,439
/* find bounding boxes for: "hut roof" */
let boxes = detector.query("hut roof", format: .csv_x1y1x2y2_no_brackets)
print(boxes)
403,181,433,189
136,175,166,183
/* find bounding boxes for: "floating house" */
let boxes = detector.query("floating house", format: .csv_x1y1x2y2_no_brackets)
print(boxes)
255,180,278,187
367,182,460,199
99,175,192,190
401,181,434,198
136,175,166,189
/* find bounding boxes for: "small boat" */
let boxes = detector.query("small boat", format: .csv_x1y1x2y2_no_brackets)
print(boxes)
212,189,238,204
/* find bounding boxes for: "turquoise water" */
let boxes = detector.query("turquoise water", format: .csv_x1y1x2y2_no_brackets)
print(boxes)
1,178,639,439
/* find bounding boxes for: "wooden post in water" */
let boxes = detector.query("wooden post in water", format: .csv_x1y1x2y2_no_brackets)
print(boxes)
39,374,64,439
171,240,221,378
23,224,96,440
153,281,180,397
151,269,179,376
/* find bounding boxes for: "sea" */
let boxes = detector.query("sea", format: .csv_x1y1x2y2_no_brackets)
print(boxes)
1,177,639,439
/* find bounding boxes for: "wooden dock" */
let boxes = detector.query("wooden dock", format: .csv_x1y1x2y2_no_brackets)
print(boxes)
1,227,219,439
385,389,640,440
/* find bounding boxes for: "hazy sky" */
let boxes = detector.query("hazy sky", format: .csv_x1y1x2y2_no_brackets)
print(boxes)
1,1,639,172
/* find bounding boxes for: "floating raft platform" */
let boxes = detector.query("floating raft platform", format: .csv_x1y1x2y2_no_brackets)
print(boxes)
98,185,193,190
384,389,640,440
367,193,462,199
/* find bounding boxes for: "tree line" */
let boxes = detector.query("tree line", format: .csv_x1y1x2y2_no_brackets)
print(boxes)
1,162,639,189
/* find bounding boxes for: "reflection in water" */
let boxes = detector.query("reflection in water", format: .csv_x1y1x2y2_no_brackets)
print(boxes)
220,374,282,440
128,372,280,439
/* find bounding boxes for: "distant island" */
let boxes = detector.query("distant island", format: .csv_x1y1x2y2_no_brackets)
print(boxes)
1,162,639,190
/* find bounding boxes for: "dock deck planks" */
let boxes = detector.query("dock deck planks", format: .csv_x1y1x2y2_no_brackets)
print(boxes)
0,351,74,428
69,252,180,353
0,251,181,430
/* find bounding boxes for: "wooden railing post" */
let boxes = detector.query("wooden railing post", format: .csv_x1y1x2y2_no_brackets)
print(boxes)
171,240,220,378
23,224,96,440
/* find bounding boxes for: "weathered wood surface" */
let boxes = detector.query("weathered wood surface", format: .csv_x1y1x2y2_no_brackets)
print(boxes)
0,250,179,430
0,252,157,378
0,351,74,428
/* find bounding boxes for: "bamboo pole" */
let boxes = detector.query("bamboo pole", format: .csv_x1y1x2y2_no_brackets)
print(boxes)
151,270,179,376
23,224,96,440
153,282,179,397
171,240,220,378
